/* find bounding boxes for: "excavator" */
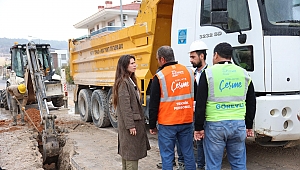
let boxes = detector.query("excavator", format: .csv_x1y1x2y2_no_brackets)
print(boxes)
2,42,64,164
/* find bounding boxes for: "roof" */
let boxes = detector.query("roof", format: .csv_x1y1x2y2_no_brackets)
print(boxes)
107,3,140,10
73,3,140,29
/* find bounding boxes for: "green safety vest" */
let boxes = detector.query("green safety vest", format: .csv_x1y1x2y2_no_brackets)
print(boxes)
205,64,251,121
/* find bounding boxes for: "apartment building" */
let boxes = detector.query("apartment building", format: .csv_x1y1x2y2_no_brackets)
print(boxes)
73,1,141,39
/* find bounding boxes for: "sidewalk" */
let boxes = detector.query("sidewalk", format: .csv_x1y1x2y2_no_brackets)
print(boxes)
59,121,162,170
63,85,178,170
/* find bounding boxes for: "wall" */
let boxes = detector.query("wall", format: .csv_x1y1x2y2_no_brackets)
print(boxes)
51,50,68,68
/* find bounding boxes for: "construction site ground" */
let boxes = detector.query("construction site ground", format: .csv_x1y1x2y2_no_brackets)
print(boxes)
0,84,300,170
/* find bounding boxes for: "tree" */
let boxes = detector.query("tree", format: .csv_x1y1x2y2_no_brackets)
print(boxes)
63,65,74,84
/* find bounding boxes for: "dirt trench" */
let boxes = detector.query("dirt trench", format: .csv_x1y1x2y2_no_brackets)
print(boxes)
0,108,76,170
24,108,78,170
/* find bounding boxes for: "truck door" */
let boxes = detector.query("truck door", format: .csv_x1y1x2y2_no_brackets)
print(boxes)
195,0,266,92
171,0,199,68
258,0,300,93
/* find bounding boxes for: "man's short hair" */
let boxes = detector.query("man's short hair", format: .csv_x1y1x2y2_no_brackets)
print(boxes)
157,46,175,62
195,50,207,60
214,42,233,59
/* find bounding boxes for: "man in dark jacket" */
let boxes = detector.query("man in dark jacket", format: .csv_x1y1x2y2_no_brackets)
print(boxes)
194,42,256,170
149,46,196,170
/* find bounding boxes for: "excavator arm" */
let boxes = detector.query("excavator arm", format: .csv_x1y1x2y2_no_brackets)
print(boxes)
25,42,59,164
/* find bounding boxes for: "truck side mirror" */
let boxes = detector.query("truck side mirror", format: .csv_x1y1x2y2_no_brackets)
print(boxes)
6,66,11,69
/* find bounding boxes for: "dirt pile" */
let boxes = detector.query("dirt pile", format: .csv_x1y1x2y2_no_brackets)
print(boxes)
22,108,44,132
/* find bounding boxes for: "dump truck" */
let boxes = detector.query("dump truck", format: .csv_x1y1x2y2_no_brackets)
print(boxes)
2,42,65,164
69,0,300,147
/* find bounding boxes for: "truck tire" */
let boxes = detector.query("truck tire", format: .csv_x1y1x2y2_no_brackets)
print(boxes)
1,90,8,110
78,89,92,122
107,88,118,128
2,89,9,110
91,90,111,128
0,90,3,108
52,97,64,107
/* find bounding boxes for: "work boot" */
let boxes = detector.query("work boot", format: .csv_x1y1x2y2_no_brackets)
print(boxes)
156,161,176,169
176,162,185,170
20,114,25,126
196,168,205,170
156,162,162,169
20,120,25,126
11,116,17,126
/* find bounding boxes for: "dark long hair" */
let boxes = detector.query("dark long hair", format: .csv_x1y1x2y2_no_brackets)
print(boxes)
113,55,138,108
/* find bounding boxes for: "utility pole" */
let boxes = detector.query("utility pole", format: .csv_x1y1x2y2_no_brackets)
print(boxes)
120,0,124,28
28,35,40,44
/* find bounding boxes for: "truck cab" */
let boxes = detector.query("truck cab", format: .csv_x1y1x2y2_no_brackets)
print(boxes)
172,0,300,145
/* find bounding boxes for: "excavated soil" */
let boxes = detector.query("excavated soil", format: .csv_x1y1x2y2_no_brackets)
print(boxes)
23,108,44,132
0,110,44,170
0,119,21,133
0,108,43,133
0,107,76,170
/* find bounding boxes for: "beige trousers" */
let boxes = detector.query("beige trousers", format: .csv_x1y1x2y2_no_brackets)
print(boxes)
122,159,138,170
10,98,24,122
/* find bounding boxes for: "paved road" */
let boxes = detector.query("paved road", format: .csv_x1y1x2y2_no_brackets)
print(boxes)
0,77,6,89
0,80,299,170
57,110,300,170
58,85,300,170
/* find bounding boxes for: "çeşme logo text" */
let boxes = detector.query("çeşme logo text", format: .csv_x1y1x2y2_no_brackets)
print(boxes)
219,80,242,92
216,103,244,109
171,81,189,93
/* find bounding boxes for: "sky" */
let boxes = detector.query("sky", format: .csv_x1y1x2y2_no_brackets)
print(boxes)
0,0,133,41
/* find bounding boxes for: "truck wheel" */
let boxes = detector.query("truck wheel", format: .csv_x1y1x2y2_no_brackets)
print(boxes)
107,89,118,128
2,89,9,110
52,97,64,107
91,90,111,128
78,89,92,122
0,90,4,108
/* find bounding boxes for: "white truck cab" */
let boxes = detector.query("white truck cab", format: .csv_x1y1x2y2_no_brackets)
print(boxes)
172,0,300,146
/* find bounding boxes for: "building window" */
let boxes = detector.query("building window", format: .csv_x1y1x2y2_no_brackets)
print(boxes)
108,20,115,26
61,54,66,60
90,28,95,34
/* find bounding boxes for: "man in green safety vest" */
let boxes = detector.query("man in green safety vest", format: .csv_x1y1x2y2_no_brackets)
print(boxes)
194,42,256,170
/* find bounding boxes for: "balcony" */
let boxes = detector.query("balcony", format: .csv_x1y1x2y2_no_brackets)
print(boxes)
90,26,123,37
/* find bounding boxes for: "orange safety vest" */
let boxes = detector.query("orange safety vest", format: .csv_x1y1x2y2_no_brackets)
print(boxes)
156,64,194,125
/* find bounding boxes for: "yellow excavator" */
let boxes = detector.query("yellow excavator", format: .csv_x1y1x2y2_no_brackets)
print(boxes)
2,42,64,164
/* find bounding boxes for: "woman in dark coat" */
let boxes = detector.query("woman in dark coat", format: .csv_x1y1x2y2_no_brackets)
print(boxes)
113,55,151,170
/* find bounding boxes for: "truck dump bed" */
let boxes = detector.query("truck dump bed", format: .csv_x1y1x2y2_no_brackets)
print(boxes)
69,0,174,99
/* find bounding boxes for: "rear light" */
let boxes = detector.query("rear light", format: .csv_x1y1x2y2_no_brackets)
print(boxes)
64,91,68,97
